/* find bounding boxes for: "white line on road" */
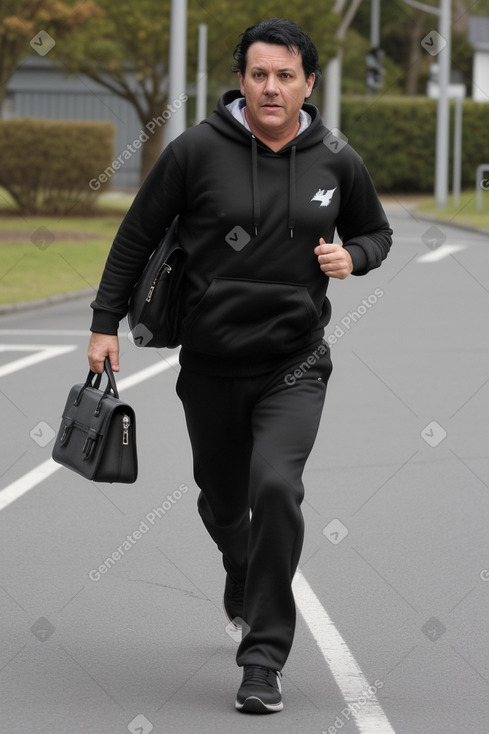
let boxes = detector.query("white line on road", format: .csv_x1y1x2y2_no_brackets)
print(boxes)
0,458,60,512
0,345,77,379
417,244,465,263
0,354,180,512
293,569,396,733
0,330,129,337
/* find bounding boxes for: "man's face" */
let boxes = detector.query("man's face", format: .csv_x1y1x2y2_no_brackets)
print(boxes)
237,42,315,138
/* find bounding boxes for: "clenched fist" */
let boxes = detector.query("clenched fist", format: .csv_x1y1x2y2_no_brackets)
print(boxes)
87,333,120,374
314,238,353,279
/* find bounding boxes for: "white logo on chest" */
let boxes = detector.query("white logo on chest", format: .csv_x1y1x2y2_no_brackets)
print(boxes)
311,187,337,207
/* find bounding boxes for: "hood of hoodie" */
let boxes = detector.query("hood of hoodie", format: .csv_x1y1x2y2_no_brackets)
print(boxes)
202,90,330,239
205,90,328,149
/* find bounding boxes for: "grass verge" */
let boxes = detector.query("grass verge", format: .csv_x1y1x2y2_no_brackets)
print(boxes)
416,191,489,232
0,216,120,305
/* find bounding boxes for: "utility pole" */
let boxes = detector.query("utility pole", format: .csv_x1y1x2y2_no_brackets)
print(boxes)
195,23,208,124
435,0,451,209
402,0,451,209
323,0,363,130
164,0,188,147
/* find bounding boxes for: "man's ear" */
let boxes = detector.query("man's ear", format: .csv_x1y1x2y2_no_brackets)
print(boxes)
305,73,315,98
237,71,245,95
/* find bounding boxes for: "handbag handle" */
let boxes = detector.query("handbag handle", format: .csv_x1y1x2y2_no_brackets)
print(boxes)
74,357,119,408
101,357,119,399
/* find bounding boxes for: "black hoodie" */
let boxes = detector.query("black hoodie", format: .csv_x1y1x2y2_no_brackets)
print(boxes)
91,90,392,373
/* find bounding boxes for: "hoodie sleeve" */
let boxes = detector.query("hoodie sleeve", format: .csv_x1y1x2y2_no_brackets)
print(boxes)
90,143,185,334
336,149,392,276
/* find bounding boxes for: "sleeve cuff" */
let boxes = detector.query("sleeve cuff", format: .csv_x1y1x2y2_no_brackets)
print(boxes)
90,307,121,335
344,244,369,275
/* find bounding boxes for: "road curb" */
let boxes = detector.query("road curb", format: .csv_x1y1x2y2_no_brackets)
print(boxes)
380,198,489,237
412,213,489,237
0,288,95,317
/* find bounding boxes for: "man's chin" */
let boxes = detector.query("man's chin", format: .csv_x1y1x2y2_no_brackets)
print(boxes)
257,111,285,126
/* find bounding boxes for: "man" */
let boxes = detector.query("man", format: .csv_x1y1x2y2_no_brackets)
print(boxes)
88,18,392,714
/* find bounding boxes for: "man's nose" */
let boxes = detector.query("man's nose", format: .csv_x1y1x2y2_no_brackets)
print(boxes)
263,75,278,94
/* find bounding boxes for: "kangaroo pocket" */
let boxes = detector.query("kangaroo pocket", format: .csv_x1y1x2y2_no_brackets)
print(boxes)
181,277,319,356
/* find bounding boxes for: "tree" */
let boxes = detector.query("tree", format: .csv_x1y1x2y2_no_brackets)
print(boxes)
51,0,341,183
0,0,99,113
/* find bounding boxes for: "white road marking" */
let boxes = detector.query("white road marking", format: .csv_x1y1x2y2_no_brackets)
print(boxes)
0,330,92,337
0,459,60,512
0,330,129,337
293,569,396,733
0,354,180,512
417,244,465,263
0,345,77,379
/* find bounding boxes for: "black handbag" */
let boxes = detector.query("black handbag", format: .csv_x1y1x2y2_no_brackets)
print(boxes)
52,358,137,483
127,216,186,348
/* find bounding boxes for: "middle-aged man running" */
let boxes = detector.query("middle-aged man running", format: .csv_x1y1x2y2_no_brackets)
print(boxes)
88,17,393,715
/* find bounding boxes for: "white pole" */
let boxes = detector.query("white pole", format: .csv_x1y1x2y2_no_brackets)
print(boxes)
164,0,188,147
195,23,208,124
322,0,363,129
435,0,451,208
324,54,342,130
452,95,464,208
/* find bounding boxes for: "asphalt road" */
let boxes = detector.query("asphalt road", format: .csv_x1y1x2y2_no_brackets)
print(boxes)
0,202,488,734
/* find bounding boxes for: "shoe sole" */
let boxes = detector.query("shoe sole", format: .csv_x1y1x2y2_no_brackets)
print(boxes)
222,598,243,630
235,696,283,714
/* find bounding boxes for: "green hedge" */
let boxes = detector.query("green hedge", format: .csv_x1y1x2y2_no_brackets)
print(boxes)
341,97,489,193
0,119,114,215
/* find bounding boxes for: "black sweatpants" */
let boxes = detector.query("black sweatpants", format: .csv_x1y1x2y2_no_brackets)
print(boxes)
176,345,332,671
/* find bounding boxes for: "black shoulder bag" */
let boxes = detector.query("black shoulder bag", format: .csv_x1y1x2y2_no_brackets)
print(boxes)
127,216,186,349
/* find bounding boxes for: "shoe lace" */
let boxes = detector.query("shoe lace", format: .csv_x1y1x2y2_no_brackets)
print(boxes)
243,665,279,687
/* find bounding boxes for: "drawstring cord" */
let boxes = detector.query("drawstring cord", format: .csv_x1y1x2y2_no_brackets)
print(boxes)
251,136,260,236
250,137,296,239
288,145,296,239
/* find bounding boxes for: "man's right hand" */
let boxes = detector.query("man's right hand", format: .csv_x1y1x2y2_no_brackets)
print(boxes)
87,333,120,374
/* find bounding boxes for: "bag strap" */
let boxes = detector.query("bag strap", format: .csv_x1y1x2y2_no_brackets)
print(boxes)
102,357,119,399
74,357,119,408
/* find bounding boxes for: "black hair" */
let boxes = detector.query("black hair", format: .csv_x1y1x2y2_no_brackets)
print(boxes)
232,18,322,89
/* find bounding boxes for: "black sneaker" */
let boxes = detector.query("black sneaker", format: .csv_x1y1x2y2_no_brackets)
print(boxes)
223,574,245,630
235,665,283,713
